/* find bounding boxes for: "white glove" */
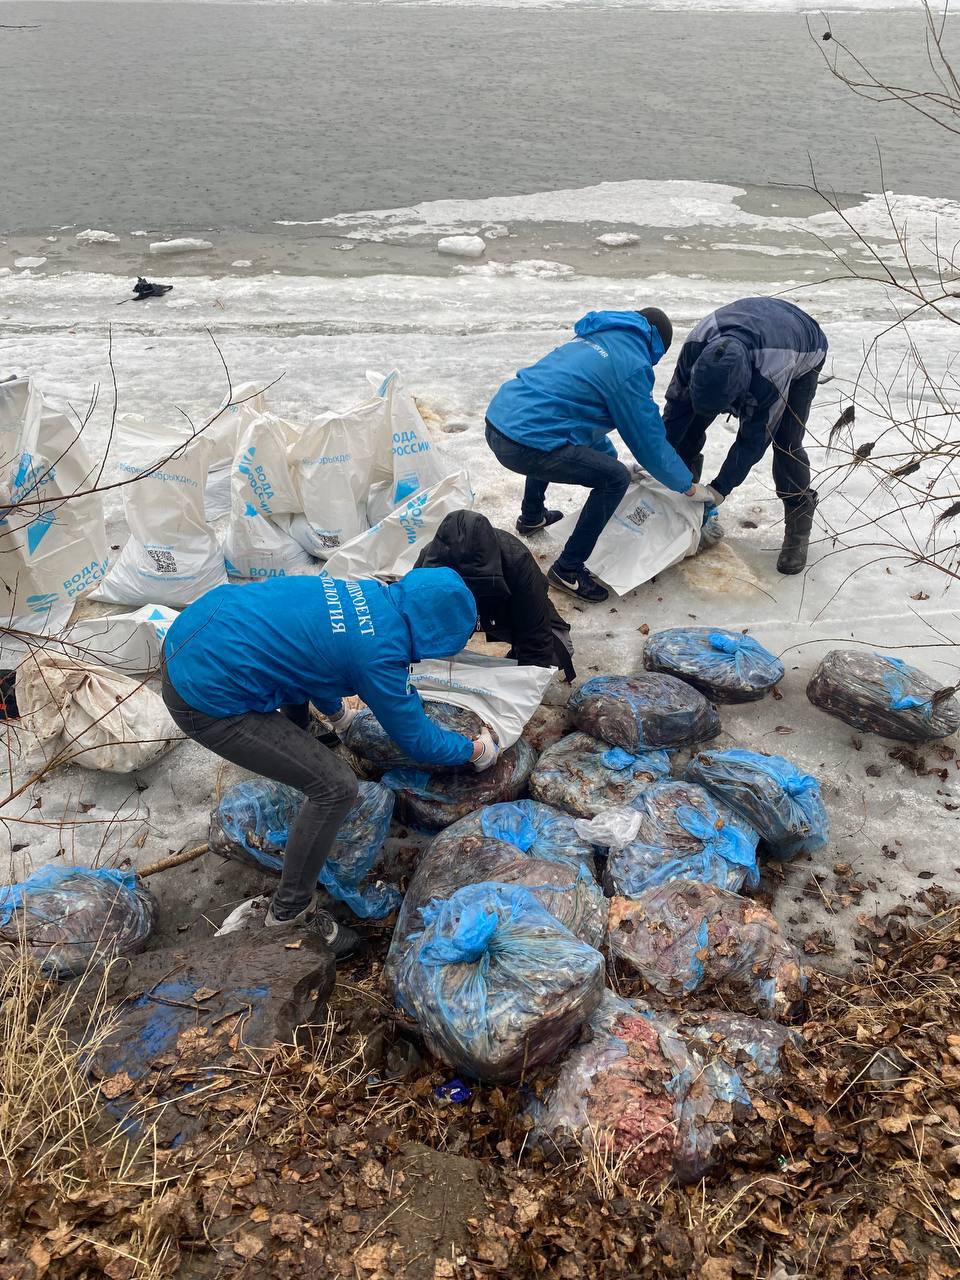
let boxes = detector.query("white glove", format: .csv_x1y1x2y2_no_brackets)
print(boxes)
629,462,648,482
471,727,501,773
686,482,724,505
328,705,357,737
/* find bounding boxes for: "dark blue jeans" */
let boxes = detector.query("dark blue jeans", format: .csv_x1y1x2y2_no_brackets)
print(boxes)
485,421,630,573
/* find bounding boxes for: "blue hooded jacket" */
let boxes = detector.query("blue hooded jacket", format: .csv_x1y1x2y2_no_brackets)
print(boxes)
485,311,693,493
163,568,478,766
663,297,828,497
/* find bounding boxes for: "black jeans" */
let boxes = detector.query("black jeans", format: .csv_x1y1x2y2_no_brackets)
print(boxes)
161,671,358,916
667,363,822,510
485,421,630,573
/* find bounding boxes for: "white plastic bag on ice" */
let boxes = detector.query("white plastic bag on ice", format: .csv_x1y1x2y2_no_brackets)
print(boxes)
0,376,109,642
322,470,473,580
366,370,450,524
223,412,313,578
554,478,700,597
204,380,271,520
409,657,556,748
15,652,182,773
288,397,384,556
59,604,179,674
94,419,226,607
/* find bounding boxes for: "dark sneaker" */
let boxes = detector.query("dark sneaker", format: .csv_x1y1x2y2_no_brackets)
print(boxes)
516,509,564,537
265,894,360,958
548,563,609,603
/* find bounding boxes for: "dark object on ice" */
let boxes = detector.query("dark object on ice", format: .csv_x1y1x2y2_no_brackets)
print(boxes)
0,865,156,980
607,879,806,1018
777,493,817,575
603,780,759,897
208,777,397,918
569,673,721,751
806,648,960,743
342,701,482,774
529,730,671,818
643,627,784,703
0,670,17,720
434,1078,472,1103
382,737,537,832
128,276,173,303
393,881,605,1082
685,748,829,859
384,799,606,990
415,509,575,680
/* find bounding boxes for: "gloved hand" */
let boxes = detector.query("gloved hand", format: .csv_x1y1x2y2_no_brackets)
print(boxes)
327,704,357,737
686,482,724,506
471,727,501,773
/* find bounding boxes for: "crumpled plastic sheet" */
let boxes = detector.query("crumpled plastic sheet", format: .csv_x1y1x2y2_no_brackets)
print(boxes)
0,865,157,980
602,780,760,897
382,737,538,832
685,748,829,860
341,701,482,773
806,649,960,743
384,800,607,990
643,627,784,704
535,990,796,1183
569,674,721,752
529,731,672,818
607,878,806,1019
394,881,605,1083
208,777,398,918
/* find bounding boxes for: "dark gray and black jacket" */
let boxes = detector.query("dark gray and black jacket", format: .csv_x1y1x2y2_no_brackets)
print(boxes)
663,297,828,497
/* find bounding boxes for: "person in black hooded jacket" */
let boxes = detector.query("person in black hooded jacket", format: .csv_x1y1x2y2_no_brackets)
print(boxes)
415,510,576,681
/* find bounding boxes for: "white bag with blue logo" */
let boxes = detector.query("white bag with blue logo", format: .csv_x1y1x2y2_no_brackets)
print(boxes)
409,656,557,749
365,370,450,524
223,411,314,578
553,478,700,597
0,376,109,651
204,380,271,521
93,418,227,607
57,604,179,675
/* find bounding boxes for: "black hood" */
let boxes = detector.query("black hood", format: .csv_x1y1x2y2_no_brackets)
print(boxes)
416,510,510,598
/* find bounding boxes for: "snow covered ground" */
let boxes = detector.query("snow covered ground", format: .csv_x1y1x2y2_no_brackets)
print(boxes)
1,178,958,964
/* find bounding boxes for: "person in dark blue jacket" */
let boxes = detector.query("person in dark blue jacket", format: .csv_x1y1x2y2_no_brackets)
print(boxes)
161,568,499,957
484,308,712,603
662,297,828,574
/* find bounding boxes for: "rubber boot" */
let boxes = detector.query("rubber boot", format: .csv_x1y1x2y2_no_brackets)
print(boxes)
777,494,817,575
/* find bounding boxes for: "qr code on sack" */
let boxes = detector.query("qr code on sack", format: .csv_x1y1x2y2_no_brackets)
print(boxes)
146,549,178,575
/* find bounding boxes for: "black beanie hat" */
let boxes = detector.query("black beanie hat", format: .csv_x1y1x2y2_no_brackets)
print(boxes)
638,306,673,352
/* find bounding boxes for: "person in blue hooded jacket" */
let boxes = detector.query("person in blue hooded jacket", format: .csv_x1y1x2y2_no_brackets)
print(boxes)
484,308,711,604
161,568,499,957
662,297,828,574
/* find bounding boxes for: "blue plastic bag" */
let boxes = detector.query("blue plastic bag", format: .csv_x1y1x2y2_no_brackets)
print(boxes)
529,730,672,818
603,780,760,897
385,800,606,990
569,673,721,752
382,737,537,832
342,702,481,773
685,748,829,859
209,777,398,918
807,648,960,743
394,882,605,1082
643,627,784,703
0,864,157,979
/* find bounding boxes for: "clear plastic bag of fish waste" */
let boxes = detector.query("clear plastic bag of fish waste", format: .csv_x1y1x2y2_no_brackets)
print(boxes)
382,737,537,832
643,627,784,703
569,674,720,752
529,731,671,818
534,991,797,1184
384,800,606,990
607,878,805,1019
806,649,960,743
393,881,605,1082
208,777,398,918
0,865,157,980
601,780,759,897
340,701,482,774
685,748,828,860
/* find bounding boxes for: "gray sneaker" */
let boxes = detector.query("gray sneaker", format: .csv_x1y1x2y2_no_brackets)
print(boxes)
265,894,360,958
